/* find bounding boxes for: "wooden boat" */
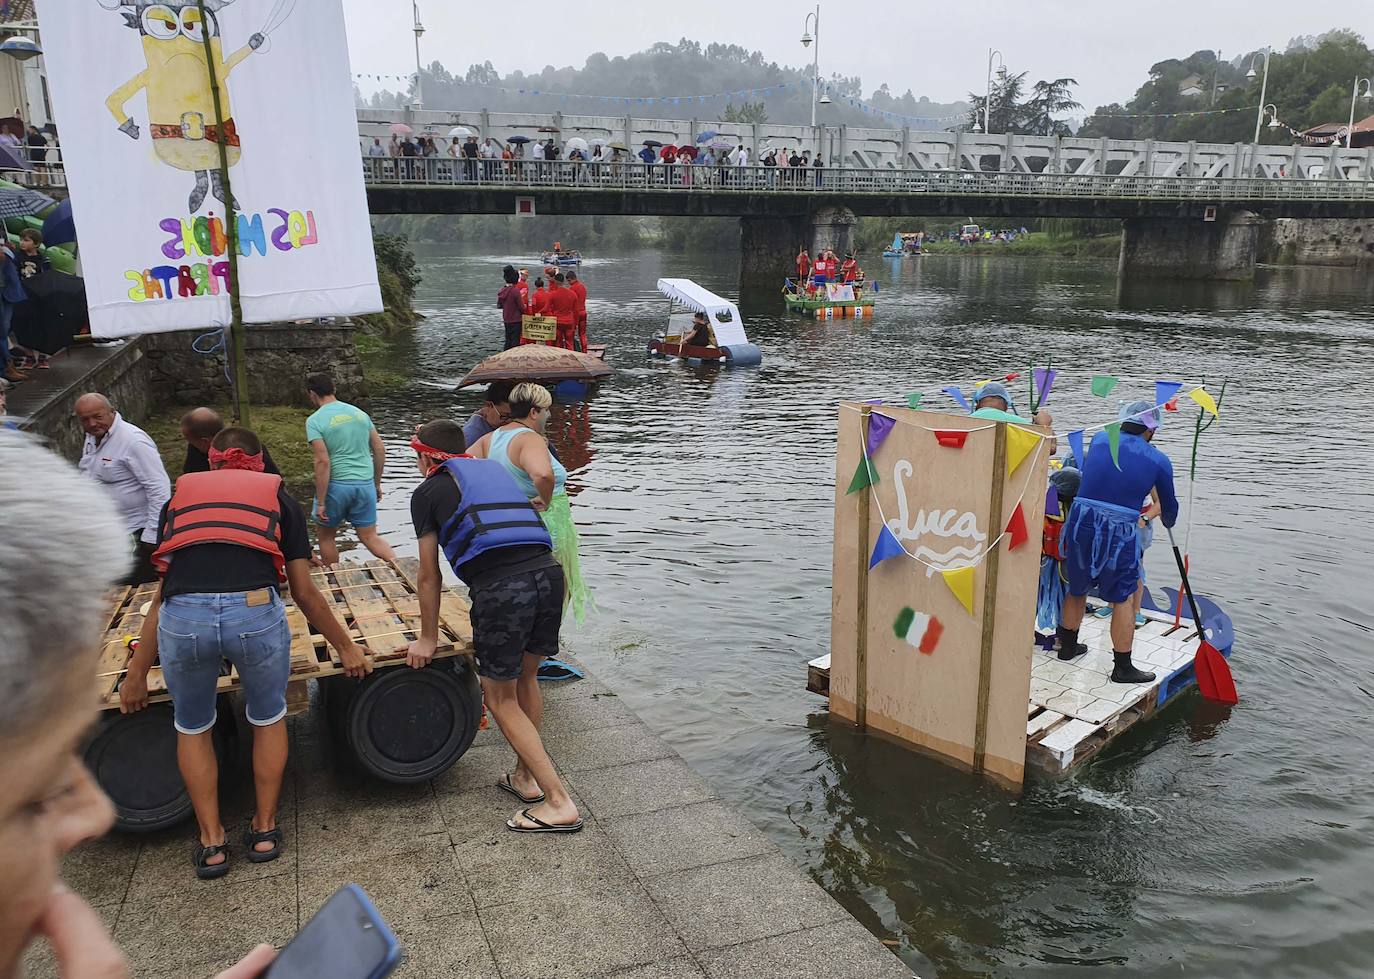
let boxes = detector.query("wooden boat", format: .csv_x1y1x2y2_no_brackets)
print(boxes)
807,591,1235,778
783,278,876,319
541,250,581,266
882,232,923,258
648,277,763,366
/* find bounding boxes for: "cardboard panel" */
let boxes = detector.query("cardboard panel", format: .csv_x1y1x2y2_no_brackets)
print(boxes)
829,404,1049,788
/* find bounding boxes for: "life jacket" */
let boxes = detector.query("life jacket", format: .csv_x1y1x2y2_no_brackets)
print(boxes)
151,470,286,579
1042,505,1068,561
435,458,552,585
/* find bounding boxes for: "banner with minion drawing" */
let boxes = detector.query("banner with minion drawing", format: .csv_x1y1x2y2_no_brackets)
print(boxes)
38,0,382,337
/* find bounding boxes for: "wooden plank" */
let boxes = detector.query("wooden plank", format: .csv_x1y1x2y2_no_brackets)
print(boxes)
1026,709,1065,738
1038,718,1101,756
972,422,1008,774
391,558,474,651
854,405,872,731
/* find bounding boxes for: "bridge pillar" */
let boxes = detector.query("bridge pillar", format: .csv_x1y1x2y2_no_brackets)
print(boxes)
1118,210,1263,282
808,205,858,259
739,216,805,287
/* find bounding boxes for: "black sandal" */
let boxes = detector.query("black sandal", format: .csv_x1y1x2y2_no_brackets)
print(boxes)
244,826,284,864
193,841,231,880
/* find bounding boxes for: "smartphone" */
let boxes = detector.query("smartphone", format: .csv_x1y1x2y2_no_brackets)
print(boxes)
263,884,402,979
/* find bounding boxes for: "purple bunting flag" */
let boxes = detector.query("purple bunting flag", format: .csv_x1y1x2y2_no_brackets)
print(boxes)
869,525,906,569
866,413,896,457
1067,429,1086,471
1033,368,1058,407
941,386,970,411
1045,483,1060,518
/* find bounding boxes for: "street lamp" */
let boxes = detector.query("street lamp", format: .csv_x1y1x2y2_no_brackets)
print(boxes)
981,49,1006,135
1348,75,1372,149
411,1,425,109
1262,104,1281,129
1248,47,1271,143
801,5,821,128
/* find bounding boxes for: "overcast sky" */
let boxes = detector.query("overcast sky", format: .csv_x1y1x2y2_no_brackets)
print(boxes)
343,1,1369,116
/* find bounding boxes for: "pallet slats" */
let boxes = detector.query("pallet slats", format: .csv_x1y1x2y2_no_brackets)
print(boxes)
96,560,474,712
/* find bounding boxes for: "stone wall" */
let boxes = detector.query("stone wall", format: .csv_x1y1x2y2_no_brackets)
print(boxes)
22,339,152,462
142,322,367,409
1261,218,1374,268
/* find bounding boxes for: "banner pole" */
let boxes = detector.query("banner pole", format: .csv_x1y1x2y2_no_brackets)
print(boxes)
197,0,251,427
854,405,872,731
972,421,1008,774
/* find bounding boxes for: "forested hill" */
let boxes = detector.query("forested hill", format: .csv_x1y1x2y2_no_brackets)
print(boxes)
1080,28,1372,142
356,38,968,130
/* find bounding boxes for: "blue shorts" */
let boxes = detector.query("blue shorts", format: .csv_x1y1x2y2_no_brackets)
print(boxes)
1063,497,1141,604
315,478,377,528
157,591,291,734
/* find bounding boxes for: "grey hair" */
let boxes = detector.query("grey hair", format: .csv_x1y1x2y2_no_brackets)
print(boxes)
0,432,131,740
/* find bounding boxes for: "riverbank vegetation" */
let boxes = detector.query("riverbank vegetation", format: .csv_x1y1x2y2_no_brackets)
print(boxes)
371,213,738,253
142,405,318,494
856,217,1120,258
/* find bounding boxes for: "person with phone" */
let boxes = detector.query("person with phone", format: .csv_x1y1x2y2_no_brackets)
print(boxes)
120,427,373,879
0,431,280,978
403,418,583,833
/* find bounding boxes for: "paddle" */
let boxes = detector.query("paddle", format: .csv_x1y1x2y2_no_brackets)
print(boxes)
1165,525,1238,705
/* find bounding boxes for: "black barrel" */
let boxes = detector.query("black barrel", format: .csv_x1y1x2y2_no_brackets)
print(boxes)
84,698,235,833
323,659,482,783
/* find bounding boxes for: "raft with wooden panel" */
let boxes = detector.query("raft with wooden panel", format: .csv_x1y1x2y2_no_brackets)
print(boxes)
88,558,481,831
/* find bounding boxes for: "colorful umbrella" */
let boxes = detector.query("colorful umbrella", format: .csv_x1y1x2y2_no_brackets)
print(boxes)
458,345,613,388
564,136,589,154
0,185,53,219
447,126,473,138
506,135,532,144
41,198,74,246
642,139,662,147
389,122,413,135
695,130,718,143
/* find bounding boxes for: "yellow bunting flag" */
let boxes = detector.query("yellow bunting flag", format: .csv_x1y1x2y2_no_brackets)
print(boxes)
1005,424,1041,477
1188,387,1219,418
941,566,976,616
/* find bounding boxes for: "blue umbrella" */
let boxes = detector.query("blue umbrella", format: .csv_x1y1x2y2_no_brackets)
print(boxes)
42,198,75,246
506,135,532,144
695,130,718,143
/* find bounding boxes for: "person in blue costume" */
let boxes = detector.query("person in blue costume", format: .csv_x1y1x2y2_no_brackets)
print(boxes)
1056,400,1179,684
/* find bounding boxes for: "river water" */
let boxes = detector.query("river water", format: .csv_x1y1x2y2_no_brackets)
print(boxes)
361,244,1374,978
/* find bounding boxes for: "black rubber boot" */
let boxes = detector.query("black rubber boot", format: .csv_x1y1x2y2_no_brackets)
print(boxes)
1110,650,1155,684
1055,625,1086,661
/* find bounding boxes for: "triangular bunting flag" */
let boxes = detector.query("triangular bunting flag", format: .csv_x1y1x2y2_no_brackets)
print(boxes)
894,607,944,654
1005,501,1028,550
906,391,923,409
941,386,970,411
1003,372,1021,382
866,413,896,457
1033,367,1058,407
1105,422,1122,470
1045,483,1060,518
1164,398,1179,413
845,456,879,494
1005,425,1041,476
934,429,969,448
1067,429,1085,470
1155,380,1184,411
1091,375,1119,398
1188,387,1219,418
868,525,905,569
941,566,976,615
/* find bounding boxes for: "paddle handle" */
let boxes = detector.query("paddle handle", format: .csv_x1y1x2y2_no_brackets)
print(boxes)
1165,525,1206,631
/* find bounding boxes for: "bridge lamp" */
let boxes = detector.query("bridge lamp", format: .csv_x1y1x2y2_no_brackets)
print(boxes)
802,6,822,128
984,48,1006,135
1348,77,1373,149
1248,47,1272,143
411,1,425,109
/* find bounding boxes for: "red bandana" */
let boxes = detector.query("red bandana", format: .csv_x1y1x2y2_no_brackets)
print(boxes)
208,446,265,472
411,435,470,463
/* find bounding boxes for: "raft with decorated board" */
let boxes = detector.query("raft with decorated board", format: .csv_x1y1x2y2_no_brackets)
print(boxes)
808,371,1233,784
782,278,875,318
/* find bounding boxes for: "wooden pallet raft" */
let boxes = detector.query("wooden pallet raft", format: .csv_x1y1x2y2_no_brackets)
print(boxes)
96,559,474,713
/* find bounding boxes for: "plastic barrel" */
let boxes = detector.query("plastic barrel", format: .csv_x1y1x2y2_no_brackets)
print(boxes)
84,697,235,833
722,343,763,366
323,659,482,783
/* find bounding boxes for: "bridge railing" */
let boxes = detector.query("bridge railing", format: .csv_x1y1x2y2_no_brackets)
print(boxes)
361,156,1374,202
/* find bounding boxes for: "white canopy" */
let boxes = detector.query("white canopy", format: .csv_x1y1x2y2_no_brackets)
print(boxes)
656,278,748,346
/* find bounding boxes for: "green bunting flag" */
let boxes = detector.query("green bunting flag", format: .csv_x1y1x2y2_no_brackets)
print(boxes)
1105,421,1122,469
906,392,923,409
846,456,880,494
1091,375,1119,398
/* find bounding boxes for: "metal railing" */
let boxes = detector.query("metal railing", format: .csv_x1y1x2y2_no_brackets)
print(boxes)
362,156,1374,203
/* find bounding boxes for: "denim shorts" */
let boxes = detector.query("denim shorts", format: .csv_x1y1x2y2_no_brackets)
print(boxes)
157,591,291,734
314,479,377,529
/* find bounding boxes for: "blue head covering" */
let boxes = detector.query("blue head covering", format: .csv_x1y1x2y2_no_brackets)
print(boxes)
973,381,1017,414
1119,399,1161,430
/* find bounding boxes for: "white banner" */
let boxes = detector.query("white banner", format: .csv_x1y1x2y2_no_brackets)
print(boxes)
38,0,382,337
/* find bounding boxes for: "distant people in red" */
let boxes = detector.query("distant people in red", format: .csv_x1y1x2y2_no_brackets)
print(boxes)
544,273,578,350
527,278,549,314
795,247,810,282
840,253,858,283
567,271,588,353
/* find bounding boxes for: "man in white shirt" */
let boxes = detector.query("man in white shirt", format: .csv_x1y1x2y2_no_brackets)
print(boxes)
75,392,171,583
367,137,385,157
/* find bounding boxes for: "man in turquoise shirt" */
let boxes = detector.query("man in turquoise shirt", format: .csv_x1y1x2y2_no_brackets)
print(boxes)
306,373,396,566
968,380,1057,454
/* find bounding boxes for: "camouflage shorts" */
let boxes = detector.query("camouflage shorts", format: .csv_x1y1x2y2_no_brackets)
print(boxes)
468,565,565,681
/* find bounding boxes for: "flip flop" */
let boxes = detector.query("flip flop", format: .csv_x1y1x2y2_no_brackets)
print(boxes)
193,841,231,880
506,808,584,834
537,659,584,682
497,772,545,805
243,826,283,864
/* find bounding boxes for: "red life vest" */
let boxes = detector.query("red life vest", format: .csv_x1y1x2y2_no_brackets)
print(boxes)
1042,509,1066,561
151,470,286,580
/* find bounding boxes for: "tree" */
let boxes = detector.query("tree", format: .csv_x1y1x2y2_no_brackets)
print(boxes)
1027,78,1082,135
465,61,499,86
965,69,1029,133
722,101,768,124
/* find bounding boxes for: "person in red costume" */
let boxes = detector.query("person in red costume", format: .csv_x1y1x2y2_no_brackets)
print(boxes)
544,273,578,349
567,271,588,353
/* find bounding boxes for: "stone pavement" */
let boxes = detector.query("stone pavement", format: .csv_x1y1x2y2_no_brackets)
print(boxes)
26,669,915,979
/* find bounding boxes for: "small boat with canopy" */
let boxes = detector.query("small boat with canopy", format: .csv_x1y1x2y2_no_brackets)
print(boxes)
648,278,762,366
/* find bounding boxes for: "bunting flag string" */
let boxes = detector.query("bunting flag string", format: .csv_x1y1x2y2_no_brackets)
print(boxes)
354,76,802,108
1005,502,1029,551
941,566,976,615
1005,425,1042,477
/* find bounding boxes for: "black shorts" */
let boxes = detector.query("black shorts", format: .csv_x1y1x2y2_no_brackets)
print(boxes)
468,565,564,681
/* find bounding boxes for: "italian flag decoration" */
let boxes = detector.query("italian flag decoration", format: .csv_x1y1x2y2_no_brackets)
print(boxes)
894,607,944,654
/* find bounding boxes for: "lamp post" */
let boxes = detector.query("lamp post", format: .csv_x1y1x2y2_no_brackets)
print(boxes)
973,49,1005,134
1247,47,1271,143
411,1,425,109
800,6,826,129
1348,75,1372,149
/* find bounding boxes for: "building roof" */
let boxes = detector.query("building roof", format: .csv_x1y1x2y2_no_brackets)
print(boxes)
1302,114,1374,139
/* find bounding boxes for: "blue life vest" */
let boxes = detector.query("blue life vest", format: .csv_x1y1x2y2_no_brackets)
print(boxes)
436,458,551,583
